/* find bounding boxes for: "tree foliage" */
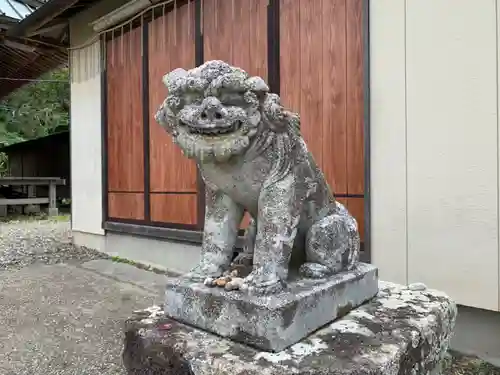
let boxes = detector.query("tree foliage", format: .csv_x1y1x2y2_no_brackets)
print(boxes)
0,67,70,174
0,68,70,146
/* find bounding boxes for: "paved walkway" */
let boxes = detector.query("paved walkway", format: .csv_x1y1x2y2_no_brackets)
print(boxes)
0,260,166,375
1,220,500,374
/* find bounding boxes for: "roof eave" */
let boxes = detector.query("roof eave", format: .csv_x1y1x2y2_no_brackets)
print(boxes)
6,0,79,37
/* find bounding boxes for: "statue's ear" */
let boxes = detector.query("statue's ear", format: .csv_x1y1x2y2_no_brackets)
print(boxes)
162,68,188,91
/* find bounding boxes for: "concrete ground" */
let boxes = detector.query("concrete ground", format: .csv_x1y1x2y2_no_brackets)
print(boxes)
3,260,500,375
2,219,500,374
0,259,166,375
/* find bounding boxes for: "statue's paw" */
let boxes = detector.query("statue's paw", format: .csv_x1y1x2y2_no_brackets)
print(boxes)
245,280,284,295
183,272,210,282
231,252,254,267
183,264,224,282
299,262,333,279
241,271,285,295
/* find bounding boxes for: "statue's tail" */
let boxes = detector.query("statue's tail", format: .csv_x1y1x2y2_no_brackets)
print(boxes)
335,201,361,267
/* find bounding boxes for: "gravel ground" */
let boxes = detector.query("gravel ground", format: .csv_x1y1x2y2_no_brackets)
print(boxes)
446,351,500,375
0,262,158,375
0,219,107,270
1,218,499,375
0,218,158,374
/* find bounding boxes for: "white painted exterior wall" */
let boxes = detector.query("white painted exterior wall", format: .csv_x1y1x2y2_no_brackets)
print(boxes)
69,0,129,249
69,0,500,312
69,42,102,237
370,0,500,312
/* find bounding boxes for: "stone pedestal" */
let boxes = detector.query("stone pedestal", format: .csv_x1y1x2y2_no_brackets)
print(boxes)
123,282,457,375
164,263,378,352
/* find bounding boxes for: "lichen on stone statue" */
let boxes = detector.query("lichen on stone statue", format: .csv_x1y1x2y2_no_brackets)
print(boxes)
155,60,361,295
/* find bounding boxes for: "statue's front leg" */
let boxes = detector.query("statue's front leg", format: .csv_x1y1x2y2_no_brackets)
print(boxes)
185,187,243,282
243,175,303,294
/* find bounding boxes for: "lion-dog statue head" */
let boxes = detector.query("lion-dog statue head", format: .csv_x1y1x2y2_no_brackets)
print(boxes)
154,60,300,163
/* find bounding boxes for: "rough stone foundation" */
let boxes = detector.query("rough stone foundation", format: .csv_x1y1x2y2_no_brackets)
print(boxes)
123,281,457,375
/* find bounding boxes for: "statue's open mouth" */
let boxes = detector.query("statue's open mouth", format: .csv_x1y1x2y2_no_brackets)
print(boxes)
186,120,242,136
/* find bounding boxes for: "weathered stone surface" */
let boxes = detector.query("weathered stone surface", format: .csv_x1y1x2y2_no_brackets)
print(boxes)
164,262,378,352
154,60,364,295
124,282,457,375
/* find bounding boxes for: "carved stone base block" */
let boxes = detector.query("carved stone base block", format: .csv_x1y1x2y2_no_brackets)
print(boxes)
164,263,378,352
123,282,457,375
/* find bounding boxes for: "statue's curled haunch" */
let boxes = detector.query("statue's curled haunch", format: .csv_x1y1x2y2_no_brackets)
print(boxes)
155,60,360,295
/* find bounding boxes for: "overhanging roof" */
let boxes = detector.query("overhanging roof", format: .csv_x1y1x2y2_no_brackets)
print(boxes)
0,0,99,100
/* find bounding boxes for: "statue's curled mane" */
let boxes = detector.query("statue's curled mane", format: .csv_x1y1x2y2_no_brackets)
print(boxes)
159,60,301,139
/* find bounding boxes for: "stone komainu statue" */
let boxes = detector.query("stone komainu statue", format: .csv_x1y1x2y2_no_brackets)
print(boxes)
155,60,360,295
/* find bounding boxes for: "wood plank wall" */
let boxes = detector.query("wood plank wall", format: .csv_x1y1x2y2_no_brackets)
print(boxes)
202,0,268,230
104,0,366,242
106,27,144,220
148,2,198,225
203,0,268,81
280,0,365,240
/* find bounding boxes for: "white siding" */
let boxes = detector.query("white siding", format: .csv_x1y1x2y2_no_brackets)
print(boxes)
70,42,103,235
370,0,500,311
369,0,408,286
69,0,131,236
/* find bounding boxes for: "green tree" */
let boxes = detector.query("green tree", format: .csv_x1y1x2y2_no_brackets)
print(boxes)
0,67,70,146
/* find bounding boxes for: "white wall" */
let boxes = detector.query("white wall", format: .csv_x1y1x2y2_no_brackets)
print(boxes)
69,42,103,236
69,0,130,236
370,0,500,311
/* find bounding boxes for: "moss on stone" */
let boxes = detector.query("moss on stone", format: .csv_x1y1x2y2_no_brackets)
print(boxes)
109,256,168,275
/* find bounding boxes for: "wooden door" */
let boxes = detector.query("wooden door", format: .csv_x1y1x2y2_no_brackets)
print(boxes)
148,2,199,226
280,0,365,241
203,0,268,229
202,0,268,229
106,27,145,220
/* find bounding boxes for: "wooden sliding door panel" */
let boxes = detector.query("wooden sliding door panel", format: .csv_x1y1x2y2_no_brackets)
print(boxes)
203,0,233,63
148,3,197,194
203,0,268,79
150,193,198,225
232,0,251,72
281,0,348,195
280,0,301,111
346,0,365,195
322,0,348,196
298,0,324,173
201,0,268,229
108,192,144,220
280,0,366,240
247,0,268,80
106,28,144,192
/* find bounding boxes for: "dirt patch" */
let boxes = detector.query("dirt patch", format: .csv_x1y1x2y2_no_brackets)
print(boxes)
446,351,500,375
